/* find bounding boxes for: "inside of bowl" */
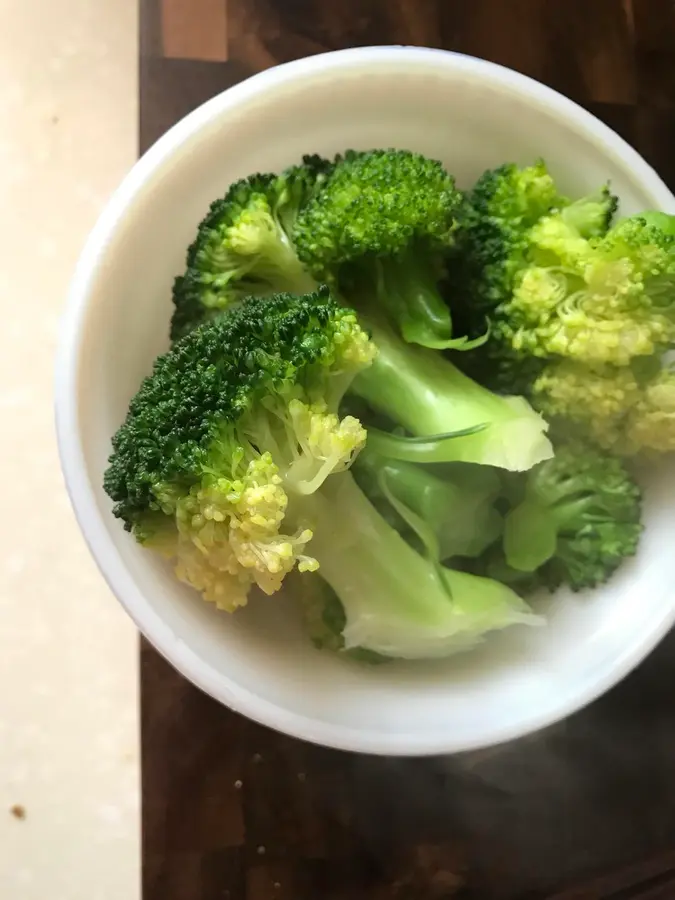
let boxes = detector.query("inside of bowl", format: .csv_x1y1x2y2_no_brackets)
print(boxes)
73,51,675,752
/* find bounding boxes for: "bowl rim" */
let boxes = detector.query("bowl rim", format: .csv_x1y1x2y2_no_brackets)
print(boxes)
55,45,675,756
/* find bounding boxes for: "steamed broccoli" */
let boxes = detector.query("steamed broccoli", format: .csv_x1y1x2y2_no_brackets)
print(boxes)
171,152,553,473
533,359,675,455
293,148,465,348
448,161,618,393
105,289,374,610
170,158,331,341
450,160,570,312
456,160,616,308
105,290,540,657
500,214,675,367
298,472,540,659
502,444,642,590
351,318,553,471
353,449,503,561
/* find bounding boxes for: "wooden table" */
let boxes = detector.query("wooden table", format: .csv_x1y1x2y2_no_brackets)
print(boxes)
139,3,675,897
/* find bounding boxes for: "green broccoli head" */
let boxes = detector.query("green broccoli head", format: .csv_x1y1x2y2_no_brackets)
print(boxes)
531,357,675,456
502,443,642,590
293,148,465,348
498,213,675,367
448,163,619,393
170,162,329,341
451,160,569,312
104,289,376,609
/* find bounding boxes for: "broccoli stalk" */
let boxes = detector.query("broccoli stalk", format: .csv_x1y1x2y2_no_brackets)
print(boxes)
358,246,463,348
502,444,642,590
353,450,502,561
298,472,539,660
351,318,552,471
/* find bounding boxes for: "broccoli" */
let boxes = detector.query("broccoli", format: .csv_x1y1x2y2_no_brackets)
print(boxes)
351,318,553,471
353,450,503,561
105,289,539,657
171,153,553,473
502,444,642,590
170,158,331,341
298,472,540,660
294,573,389,663
293,148,465,348
104,289,374,610
499,213,675,367
447,161,618,393
453,160,616,310
531,359,675,455
450,160,570,312
623,366,675,453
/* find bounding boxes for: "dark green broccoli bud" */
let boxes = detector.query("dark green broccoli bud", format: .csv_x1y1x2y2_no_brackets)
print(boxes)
502,443,642,590
170,161,330,341
104,289,375,609
293,148,465,348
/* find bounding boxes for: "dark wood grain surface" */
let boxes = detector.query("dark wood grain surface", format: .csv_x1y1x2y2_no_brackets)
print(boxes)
140,2,675,897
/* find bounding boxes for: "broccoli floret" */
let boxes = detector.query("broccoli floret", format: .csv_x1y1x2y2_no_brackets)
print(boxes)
104,289,374,609
532,359,675,455
170,159,331,341
296,471,540,660
293,148,465,348
502,444,642,590
624,366,675,453
448,163,619,392
353,450,502,561
351,318,553,471
494,213,675,368
451,160,568,310
453,161,616,310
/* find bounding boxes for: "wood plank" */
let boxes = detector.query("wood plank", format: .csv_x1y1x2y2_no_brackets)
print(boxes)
162,0,228,62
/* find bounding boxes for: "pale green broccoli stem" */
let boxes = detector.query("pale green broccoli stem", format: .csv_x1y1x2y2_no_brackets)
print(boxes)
504,495,595,573
354,450,502,560
255,230,318,295
352,320,552,471
374,248,454,347
297,473,538,659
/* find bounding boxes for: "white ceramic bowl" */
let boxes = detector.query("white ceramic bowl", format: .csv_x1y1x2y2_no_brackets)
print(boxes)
56,47,675,755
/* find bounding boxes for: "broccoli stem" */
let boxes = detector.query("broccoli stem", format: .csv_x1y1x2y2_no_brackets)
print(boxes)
374,249,454,347
352,320,552,471
354,450,502,560
504,494,596,573
297,473,537,659
255,231,317,295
